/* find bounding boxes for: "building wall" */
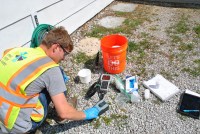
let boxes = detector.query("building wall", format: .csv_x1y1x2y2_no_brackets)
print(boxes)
0,0,114,58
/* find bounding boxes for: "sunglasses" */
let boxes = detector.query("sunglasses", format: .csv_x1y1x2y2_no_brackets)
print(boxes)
59,45,70,55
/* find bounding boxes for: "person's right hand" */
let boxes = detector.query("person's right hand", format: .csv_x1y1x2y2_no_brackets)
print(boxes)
83,107,99,120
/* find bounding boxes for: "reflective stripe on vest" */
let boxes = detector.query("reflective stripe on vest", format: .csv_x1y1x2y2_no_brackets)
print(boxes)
0,82,38,108
0,82,39,130
7,56,53,92
31,100,44,122
0,47,58,130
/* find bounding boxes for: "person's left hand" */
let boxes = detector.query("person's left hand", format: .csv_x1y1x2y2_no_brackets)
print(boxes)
83,107,99,120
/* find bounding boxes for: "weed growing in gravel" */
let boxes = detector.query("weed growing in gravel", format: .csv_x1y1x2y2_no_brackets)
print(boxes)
127,39,154,77
66,87,71,95
110,114,128,127
91,114,128,129
115,11,132,17
73,52,92,63
128,41,138,52
86,5,151,38
91,118,101,129
178,43,194,51
160,69,173,80
193,24,200,38
166,14,189,45
102,116,112,125
175,15,189,34
141,32,149,38
149,25,158,31
85,26,109,38
123,18,142,30
170,35,182,43
182,59,200,77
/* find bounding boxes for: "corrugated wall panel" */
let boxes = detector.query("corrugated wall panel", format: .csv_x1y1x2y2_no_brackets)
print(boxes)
0,0,114,58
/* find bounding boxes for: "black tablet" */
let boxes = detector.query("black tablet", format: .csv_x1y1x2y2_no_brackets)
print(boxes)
177,92,200,119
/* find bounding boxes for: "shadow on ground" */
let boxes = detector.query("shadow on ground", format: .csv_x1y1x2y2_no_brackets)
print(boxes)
39,120,91,134
116,0,200,9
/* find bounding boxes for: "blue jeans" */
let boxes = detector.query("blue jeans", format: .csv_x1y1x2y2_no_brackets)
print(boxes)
28,89,51,133
28,68,68,133
28,90,67,133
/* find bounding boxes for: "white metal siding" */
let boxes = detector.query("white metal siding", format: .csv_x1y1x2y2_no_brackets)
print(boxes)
0,0,114,58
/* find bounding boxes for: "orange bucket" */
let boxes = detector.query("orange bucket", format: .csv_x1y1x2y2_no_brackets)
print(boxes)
101,34,128,74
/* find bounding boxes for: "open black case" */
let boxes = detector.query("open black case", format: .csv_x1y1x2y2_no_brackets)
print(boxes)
177,91,200,119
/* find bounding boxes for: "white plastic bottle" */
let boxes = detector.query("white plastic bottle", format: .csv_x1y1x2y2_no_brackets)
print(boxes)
144,89,150,100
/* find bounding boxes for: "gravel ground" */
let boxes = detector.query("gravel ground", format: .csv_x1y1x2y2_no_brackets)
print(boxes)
39,1,200,134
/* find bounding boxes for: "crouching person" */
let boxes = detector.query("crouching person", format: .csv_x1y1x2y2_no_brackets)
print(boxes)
0,26,99,133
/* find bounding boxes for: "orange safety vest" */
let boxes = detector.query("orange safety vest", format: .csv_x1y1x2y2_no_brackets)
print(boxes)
0,47,58,130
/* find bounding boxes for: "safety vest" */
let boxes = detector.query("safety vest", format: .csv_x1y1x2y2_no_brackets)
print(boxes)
0,47,58,130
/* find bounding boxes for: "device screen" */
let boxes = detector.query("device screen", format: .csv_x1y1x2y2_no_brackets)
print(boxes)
101,81,109,89
102,75,111,80
178,93,200,119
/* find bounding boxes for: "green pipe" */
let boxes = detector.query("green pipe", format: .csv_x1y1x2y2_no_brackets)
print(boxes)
30,24,54,48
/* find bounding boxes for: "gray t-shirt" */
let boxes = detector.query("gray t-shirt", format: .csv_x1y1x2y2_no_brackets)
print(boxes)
26,66,67,96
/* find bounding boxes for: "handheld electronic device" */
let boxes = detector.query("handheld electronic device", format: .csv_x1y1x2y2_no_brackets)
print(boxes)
177,92,200,119
100,74,112,91
94,100,109,115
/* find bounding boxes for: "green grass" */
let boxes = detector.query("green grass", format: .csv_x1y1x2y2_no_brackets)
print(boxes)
178,43,194,51
115,11,131,16
166,14,190,44
170,35,182,43
182,59,200,77
193,24,200,38
86,5,151,38
85,17,143,38
85,26,109,38
123,18,142,29
102,116,112,125
91,114,128,129
128,41,138,52
127,39,153,76
91,118,101,129
73,52,92,63
175,15,189,34
149,25,158,31
128,39,152,53
160,69,173,80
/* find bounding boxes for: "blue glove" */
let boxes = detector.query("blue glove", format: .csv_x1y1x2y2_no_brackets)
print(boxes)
83,107,99,120
59,67,69,83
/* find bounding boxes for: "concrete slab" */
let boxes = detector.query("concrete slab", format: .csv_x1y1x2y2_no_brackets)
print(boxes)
98,16,125,28
73,37,100,56
111,3,137,12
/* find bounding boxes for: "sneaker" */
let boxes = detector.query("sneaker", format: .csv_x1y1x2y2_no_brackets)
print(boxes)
56,118,69,124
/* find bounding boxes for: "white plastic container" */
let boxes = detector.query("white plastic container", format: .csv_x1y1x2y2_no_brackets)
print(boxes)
144,89,150,100
78,69,91,83
125,76,138,93
131,91,141,103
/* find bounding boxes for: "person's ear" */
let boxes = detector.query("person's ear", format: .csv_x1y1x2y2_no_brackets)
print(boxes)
52,44,59,53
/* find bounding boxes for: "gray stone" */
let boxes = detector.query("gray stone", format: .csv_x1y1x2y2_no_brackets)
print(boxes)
98,16,125,28
111,3,137,12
